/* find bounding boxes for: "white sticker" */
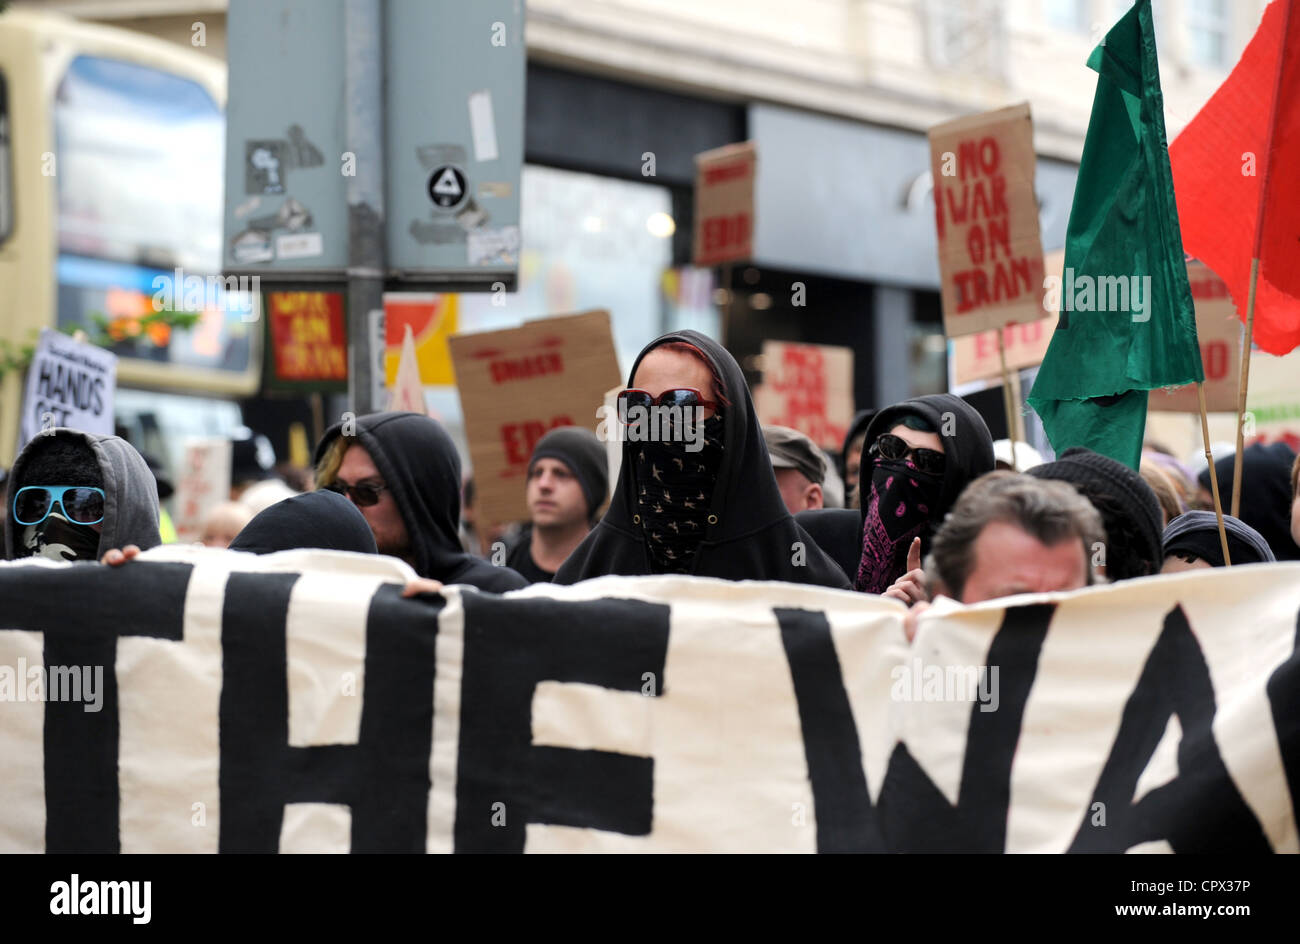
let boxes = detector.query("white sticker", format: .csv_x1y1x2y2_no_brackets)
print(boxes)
468,89,499,163
467,225,520,266
233,195,262,219
276,232,324,260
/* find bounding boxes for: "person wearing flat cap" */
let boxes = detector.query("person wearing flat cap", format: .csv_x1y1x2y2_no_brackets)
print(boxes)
507,426,609,583
763,425,826,514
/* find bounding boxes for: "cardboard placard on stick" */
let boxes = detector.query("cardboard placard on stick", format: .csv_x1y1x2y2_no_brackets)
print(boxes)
950,250,1062,386
693,141,755,268
1147,261,1242,413
449,311,621,528
929,103,1046,338
753,341,854,450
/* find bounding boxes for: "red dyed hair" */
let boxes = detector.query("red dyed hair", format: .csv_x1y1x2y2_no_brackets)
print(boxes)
649,341,731,407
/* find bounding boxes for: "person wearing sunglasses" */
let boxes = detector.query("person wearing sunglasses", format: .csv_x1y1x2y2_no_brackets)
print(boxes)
797,394,995,594
3,429,160,563
313,411,528,592
554,331,850,589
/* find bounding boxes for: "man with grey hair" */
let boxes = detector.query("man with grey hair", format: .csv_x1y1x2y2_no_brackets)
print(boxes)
885,471,1105,618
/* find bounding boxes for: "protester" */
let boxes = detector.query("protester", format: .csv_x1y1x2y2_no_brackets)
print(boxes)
841,409,876,509
1026,447,1163,580
798,394,995,592
200,501,254,548
1143,448,1196,515
1139,458,1182,528
4,429,160,562
314,411,528,591
1198,442,1300,561
1160,511,1275,572
141,451,178,543
229,489,378,555
507,427,608,583
554,331,850,588
229,426,278,501
763,425,826,514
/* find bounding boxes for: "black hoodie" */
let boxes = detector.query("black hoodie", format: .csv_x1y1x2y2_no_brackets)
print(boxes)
797,394,995,584
313,412,528,591
229,489,378,555
1198,442,1300,561
553,331,850,589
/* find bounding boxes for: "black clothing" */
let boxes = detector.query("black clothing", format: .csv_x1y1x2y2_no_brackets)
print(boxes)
314,412,528,592
1162,510,1275,567
554,331,850,589
1198,442,1300,561
230,489,378,555
506,535,556,584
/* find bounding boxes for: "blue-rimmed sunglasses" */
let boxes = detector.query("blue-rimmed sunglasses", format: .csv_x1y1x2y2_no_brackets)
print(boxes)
12,486,106,527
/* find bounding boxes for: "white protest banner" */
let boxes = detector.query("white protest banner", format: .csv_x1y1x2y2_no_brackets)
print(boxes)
1,551,1296,853
753,341,854,449
930,104,1047,338
171,438,233,545
19,330,117,445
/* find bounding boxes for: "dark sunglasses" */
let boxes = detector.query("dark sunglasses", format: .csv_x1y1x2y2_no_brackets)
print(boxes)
13,485,106,526
871,433,946,476
617,388,718,424
326,480,388,507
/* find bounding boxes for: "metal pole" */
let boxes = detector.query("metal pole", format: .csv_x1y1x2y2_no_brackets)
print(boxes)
344,0,386,416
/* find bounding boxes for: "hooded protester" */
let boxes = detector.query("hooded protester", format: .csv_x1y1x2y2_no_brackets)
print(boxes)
553,331,850,588
4,429,160,563
797,394,995,592
841,409,877,509
1161,510,1275,571
1198,442,1300,561
229,488,378,555
314,411,528,592
1027,447,1164,580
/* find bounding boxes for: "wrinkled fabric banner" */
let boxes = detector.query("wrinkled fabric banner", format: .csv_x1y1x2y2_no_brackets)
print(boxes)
0,546,1297,853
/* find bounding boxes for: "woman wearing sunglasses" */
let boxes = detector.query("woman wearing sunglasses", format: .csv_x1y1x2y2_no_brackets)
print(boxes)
4,429,161,563
797,394,995,594
554,330,850,589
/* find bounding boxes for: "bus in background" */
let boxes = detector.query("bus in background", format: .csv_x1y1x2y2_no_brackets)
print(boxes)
0,8,258,469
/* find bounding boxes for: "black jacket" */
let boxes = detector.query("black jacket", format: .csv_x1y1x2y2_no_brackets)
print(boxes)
314,412,528,591
229,489,378,555
554,331,850,589
797,394,995,583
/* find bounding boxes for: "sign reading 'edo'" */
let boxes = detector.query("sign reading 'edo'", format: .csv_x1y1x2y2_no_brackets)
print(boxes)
1,550,1297,853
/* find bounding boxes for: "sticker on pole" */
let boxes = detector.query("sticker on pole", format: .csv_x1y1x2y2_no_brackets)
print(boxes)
427,166,467,209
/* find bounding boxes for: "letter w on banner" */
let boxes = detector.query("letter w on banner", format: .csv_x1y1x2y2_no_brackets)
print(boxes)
0,549,1297,852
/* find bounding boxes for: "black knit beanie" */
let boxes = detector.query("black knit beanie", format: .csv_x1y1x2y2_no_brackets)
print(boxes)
529,427,609,520
19,438,103,490
1027,446,1163,580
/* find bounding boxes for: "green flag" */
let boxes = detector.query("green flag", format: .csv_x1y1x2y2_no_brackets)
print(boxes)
1027,0,1202,470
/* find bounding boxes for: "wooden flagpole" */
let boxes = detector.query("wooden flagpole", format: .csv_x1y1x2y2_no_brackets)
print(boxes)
1199,381,1233,565
996,327,1019,464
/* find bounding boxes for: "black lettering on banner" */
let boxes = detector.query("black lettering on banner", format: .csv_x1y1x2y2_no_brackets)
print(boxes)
774,607,884,852
1265,608,1300,831
1068,605,1271,852
454,595,669,852
218,579,439,852
0,562,192,853
876,603,1054,852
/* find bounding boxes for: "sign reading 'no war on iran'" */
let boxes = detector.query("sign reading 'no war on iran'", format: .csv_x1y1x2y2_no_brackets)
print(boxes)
19,330,117,446
0,546,1297,853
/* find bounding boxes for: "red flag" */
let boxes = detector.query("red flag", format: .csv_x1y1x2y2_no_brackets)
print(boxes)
1170,0,1300,356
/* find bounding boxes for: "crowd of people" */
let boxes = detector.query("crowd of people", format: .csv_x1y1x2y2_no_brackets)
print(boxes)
3,329,1299,626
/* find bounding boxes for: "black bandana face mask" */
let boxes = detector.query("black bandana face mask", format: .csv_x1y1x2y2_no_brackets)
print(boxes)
855,457,943,593
22,513,102,562
634,413,725,574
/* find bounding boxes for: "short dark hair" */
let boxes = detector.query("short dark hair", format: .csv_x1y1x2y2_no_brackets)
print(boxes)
925,471,1105,600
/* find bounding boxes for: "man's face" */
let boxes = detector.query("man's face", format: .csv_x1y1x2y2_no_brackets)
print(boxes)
337,444,409,558
1161,555,1213,574
773,468,822,513
958,520,1089,603
527,458,588,530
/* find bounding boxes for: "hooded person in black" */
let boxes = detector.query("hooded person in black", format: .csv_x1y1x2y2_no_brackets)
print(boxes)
229,489,378,555
553,331,850,589
1198,442,1300,561
4,429,160,563
841,408,877,509
314,412,527,592
797,394,995,591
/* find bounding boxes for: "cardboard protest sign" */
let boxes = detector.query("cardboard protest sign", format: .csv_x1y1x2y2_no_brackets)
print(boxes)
950,250,1063,387
19,330,117,446
753,341,854,449
2,549,1297,853
170,438,233,544
930,104,1046,338
693,141,755,268
265,291,348,387
449,311,621,527
1147,262,1242,413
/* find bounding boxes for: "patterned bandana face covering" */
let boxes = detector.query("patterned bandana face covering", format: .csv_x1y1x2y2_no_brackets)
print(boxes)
22,513,101,562
855,457,943,593
635,413,725,574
